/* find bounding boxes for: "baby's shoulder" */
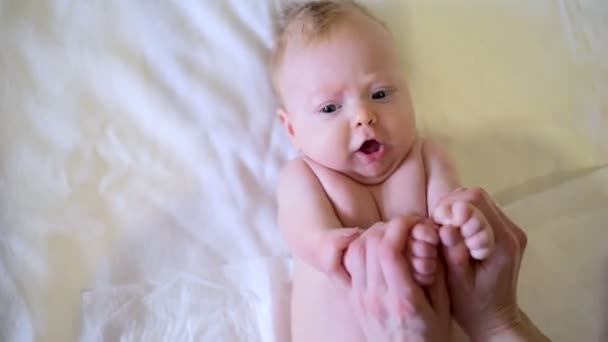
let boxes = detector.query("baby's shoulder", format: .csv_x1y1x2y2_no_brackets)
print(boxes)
401,136,452,169
277,157,321,194
278,156,316,180
277,156,353,197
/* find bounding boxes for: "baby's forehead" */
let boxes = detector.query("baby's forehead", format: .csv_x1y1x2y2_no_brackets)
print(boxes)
282,15,392,62
271,3,393,99
289,9,387,44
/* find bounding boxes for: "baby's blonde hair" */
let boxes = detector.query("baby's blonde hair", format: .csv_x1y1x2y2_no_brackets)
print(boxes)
270,1,386,99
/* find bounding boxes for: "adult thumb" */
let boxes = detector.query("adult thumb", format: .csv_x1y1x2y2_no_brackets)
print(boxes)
439,225,473,288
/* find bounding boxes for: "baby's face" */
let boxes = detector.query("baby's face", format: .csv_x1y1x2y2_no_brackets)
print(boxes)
277,12,417,184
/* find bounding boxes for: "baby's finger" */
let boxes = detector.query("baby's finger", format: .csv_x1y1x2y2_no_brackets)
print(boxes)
411,223,439,245
461,207,487,238
464,230,494,251
383,215,421,249
413,273,435,286
450,201,472,226
411,257,437,276
432,203,452,225
408,240,438,258
438,225,462,247
470,247,493,260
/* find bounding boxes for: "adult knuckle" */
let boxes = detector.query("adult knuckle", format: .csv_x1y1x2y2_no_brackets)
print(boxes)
394,296,421,317
468,187,486,203
344,242,362,267
353,240,366,258
326,256,341,274
379,240,399,261
364,293,384,319
391,216,411,229
517,228,528,251
368,230,383,244
350,292,366,312
370,221,386,232
503,235,520,257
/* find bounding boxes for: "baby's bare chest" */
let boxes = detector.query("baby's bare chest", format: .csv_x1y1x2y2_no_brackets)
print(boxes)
310,154,428,229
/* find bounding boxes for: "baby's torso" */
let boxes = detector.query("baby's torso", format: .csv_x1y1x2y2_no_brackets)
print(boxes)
304,140,428,228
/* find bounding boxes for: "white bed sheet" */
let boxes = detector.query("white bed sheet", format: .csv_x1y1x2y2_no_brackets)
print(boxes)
79,167,608,342
0,0,607,341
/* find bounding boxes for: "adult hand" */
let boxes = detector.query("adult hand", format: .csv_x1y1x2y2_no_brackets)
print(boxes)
343,215,451,342
433,187,547,341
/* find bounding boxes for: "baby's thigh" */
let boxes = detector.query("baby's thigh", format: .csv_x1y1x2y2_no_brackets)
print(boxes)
291,261,366,342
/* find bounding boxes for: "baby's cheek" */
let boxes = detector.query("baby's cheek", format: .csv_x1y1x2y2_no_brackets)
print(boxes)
317,127,352,169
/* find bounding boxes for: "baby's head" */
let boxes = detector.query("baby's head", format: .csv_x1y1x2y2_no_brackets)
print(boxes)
272,1,417,184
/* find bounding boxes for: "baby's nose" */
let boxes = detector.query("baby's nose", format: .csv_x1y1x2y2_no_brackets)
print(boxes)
354,111,377,127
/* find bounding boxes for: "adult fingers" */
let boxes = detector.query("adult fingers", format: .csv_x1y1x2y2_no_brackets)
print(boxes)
494,205,528,254
365,228,387,293
344,236,367,291
383,215,423,250
379,231,424,303
439,224,473,288
427,261,450,320
320,228,361,282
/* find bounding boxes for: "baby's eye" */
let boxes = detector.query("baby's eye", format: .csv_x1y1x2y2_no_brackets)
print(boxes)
372,90,387,100
321,104,340,113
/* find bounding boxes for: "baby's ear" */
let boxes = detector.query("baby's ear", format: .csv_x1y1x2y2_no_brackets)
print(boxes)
277,108,301,151
277,108,295,137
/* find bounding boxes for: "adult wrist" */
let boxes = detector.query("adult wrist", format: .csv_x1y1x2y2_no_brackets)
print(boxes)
470,309,549,342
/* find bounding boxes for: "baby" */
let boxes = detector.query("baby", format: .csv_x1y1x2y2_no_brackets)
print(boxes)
272,1,494,341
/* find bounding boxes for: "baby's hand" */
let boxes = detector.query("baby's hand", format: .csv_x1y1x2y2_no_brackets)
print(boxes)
432,200,495,260
319,228,362,286
406,220,440,286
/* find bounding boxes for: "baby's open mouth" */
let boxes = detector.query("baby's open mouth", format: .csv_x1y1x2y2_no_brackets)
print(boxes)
358,139,382,154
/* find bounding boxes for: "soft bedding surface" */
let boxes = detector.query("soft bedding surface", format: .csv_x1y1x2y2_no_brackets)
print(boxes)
1,0,607,341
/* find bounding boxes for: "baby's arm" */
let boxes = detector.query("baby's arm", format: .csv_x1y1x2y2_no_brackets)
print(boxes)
423,139,495,260
277,158,359,284
422,139,461,211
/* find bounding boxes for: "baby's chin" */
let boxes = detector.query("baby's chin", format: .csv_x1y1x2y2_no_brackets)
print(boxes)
327,156,395,185
346,166,395,185
304,148,400,185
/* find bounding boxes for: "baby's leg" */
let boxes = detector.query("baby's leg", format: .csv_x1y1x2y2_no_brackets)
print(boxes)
432,201,495,260
407,222,440,286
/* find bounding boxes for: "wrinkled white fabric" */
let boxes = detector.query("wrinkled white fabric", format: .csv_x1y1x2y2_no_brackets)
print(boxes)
80,258,292,342
0,0,607,341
